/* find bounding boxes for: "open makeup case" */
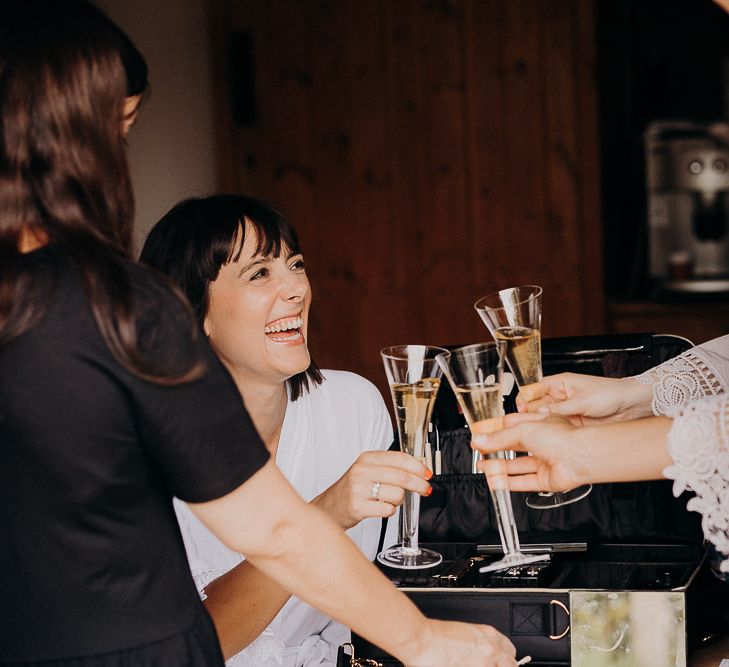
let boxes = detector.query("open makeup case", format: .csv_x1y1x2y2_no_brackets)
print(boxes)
342,333,729,666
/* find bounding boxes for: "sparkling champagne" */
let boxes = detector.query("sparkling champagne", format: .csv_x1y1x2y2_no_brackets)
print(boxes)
451,383,520,554
494,326,542,386
390,378,440,558
453,383,503,424
390,378,440,458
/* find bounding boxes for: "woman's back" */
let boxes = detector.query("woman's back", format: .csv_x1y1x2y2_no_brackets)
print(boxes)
0,246,267,662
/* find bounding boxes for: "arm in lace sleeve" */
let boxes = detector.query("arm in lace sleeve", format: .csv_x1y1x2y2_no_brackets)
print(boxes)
633,335,729,416
663,394,729,571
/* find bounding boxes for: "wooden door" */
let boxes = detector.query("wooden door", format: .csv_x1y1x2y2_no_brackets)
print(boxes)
208,0,604,395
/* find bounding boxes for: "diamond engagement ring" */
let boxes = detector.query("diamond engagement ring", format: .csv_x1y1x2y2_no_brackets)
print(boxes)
369,481,382,501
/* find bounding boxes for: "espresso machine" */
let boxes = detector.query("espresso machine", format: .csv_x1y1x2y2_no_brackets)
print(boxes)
646,120,729,291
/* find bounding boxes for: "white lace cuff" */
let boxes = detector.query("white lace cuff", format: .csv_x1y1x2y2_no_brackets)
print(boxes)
634,350,724,416
663,395,729,572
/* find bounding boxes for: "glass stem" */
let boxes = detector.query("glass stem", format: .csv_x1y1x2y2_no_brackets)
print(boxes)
472,449,482,473
400,490,421,555
489,487,521,556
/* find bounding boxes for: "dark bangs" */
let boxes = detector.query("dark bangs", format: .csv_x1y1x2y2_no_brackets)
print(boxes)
227,199,302,265
140,194,323,402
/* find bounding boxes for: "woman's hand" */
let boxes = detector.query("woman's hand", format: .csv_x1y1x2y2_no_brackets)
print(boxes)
311,451,432,530
406,619,517,667
472,413,588,493
471,412,673,491
517,372,654,425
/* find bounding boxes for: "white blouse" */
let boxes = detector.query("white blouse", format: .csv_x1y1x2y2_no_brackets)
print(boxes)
174,370,396,666
635,335,729,570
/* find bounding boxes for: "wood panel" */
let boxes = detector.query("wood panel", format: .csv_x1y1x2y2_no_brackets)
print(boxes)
609,301,729,346
208,0,605,397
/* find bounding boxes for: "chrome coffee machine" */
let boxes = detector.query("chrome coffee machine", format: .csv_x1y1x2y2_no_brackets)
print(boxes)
646,120,729,291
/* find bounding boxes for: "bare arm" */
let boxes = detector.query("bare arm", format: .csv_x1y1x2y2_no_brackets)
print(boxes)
574,416,673,484
190,459,517,667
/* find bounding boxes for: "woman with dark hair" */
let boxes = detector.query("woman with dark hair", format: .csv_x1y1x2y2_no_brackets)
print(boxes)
141,195,431,666
0,1,516,666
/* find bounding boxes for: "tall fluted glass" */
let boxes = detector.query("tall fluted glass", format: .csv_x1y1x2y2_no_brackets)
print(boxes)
378,345,447,570
436,342,548,572
474,285,592,509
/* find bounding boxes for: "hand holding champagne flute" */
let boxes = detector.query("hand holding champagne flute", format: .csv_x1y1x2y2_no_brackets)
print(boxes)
474,285,592,509
436,343,548,572
379,345,447,570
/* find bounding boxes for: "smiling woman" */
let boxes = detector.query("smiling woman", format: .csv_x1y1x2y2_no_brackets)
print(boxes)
140,195,436,666
141,195,321,405
203,223,313,394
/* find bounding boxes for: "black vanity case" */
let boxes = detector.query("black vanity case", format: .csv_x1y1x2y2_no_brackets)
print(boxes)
353,538,717,666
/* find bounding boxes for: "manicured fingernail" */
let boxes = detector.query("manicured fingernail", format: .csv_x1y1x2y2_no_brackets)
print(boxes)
472,434,488,447
425,485,433,496
425,469,433,480
537,406,550,414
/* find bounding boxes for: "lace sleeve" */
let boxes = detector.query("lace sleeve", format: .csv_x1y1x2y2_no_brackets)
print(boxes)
663,394,729,571
634,348,725,416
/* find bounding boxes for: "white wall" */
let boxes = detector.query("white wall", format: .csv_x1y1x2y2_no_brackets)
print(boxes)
96,0,218,253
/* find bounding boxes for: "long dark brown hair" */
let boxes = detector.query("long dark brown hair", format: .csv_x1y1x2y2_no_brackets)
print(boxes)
140,195,324,401
0,0,194,382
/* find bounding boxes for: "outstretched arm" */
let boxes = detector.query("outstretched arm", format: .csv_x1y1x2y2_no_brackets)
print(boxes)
197,450,430,660
520,335,729,423
191,459,517,667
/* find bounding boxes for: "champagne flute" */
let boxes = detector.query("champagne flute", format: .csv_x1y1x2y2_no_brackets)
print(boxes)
378,345,447,570
474,285,592,509
436,342,549,572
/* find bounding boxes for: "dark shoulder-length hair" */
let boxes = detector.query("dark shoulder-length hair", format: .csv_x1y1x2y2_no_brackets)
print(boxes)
0,1,195,383
140,195,324,401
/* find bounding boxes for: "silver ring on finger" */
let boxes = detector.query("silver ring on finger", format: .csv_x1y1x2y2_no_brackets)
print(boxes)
369,481,382,501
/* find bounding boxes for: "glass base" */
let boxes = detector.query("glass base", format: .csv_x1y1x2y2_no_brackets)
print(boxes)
479,551,550,573
376,545,442,570
525,484,593,509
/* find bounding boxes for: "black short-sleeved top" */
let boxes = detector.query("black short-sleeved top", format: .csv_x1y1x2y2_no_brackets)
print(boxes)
0,246,270,663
